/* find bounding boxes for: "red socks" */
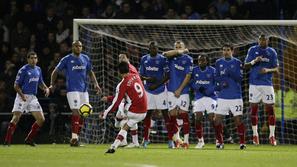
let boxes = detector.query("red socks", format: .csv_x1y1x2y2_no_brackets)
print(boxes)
25,122,41,141
237,123,245,144
179,112,190,134
215,124,223,144
266,105,276,125
251,105,258,126
143,116,151,141
195,122,203,139
71,115,80,134
5,122,16,144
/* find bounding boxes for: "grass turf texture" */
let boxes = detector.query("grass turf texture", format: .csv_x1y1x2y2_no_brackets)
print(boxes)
0,144,296,167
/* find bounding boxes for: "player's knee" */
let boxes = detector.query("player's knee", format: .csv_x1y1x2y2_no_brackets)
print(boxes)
265,104,274,115
12,115,21,124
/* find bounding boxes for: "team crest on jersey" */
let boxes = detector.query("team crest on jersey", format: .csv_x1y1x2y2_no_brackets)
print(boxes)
255,52,259,54
71,60,74,63
144,60,148,64
195,74,199,77
220,64,223,67
28,72,31,75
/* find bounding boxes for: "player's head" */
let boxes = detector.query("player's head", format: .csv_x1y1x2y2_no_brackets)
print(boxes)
148,41,158,56
27,51,38,66
72,40,82,56
198,53,209,68
118,61,129,76
222,43,234,58
118,54,129,63
258,34,268,48
174,40,185,50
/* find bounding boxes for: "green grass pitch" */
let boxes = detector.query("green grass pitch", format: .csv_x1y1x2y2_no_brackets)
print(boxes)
0,144,297,167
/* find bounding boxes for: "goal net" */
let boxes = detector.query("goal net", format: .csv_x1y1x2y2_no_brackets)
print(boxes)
74,19,297,145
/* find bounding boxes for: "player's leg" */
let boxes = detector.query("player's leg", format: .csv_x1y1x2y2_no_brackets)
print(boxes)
25,111,45,146
192,98,206,149
177,94,190,149
4,111,22,145
262,86,277,146
143,110,153,147
249,85,262,145
214,98,229,149
167,92,179,148
230,99,246,149
106,112,146,153
126,123,140,148
66,92,82,146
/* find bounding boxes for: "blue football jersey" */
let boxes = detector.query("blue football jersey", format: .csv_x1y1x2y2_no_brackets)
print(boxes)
245,45,278,86
215,57,242,99
139,53,169,94
15,64,44,95
190,66,217,100
56,53,92,92
167,54,193,94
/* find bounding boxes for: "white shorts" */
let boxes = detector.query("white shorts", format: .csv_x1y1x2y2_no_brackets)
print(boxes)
147,91,168,110
66,91,89,110
193,97,217,114
216,98,243,117
167,92,190,111
249,85,275,104
126,111,146,130
12,94,43,113
115,101,127,119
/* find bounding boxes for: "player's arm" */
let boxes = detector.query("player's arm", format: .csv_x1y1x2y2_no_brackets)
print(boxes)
102,82,126,119
174,74,191,97
259,66,279,74
162,48,189,58
88,70,102,94
148,72,169,91
14,83,26,101
244,48,263,69
39,83,50,97
49,68,58,90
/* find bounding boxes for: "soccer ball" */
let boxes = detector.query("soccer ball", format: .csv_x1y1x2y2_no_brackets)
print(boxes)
79,103,93,117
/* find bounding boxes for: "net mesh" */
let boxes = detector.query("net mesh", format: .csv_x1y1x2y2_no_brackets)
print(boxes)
77,20,297,145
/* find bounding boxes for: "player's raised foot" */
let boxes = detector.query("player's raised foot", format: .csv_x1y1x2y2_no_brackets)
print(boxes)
253,135,259,145
168,140,175,149
142,140,150,149
105,148,115,154
195,141,205,149
240,144,247,150
174,139,183,148
125,143,140,148
24,139,36,147
70,138,84,147
216,143,224,150
269,136,277,146
181,143,189,149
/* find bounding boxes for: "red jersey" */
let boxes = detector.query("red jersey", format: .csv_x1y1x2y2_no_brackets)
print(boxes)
129,63,139,75
104,73,147,116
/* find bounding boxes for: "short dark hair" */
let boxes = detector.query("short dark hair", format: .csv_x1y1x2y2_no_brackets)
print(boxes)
222,43,234,50
258,34,267,40
27,51,37,58
198,53,210,65
118,61,129,74
149,41,158,47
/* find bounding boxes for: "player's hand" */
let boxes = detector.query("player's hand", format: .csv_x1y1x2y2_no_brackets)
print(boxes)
148,84,158,91
48,85,55,92
254,56,263,63
101,96,108,102
99,112,105,120
20,95,27,102
95,84,102,95
259,68,268,74
44,88,50,97
174,89,181,98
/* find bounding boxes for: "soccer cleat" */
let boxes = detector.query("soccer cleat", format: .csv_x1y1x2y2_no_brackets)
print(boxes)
240,144,247,150
253,135,259,145
195,141,205,149
174,139,183,148
142,140,150,149
25,139,36,147
269,136,277,146
105,148,115,154
168,140,175,149
226,136,234,144
181,143,189,149
70,138,84,147
216,143,224,150
125,143,140,148
3,141,10,147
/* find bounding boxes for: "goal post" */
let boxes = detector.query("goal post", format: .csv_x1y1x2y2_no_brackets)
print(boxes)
73,19,297,144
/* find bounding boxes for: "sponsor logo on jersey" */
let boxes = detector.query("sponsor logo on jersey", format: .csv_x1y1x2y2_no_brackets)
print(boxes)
146,66,159,71
261,57,270,62
29,77,39,83
195,80,210,84
174,64,184,70
72,65,86,70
